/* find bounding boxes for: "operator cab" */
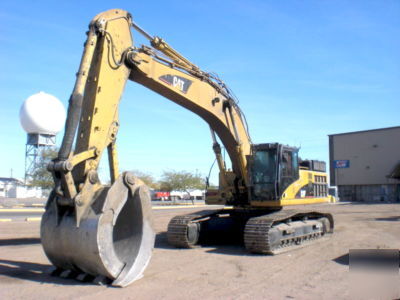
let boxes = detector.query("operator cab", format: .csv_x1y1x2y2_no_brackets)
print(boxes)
249,143,299,201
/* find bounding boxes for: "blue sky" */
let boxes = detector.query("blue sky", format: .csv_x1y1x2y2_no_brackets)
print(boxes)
0,0,399,184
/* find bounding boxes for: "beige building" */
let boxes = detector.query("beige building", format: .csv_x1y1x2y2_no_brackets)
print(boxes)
329,126,400,202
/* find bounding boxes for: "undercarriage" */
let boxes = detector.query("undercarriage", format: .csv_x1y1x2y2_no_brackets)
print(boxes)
167,208,334,254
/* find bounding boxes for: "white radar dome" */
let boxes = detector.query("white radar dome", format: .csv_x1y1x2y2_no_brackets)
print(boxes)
19,91,66,135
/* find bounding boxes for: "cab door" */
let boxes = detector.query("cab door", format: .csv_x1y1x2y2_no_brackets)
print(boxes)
249,144,279,201
278,146,299,197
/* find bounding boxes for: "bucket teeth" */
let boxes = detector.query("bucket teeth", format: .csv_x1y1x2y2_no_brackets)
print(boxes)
49,269,103,285
60,269,80,279
50,267,63,277
76,273,95,282
93,275,112,286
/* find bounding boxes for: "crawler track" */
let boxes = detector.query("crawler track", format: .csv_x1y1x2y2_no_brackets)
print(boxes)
167,210,218,248
167,209,333,255
167,214,202,248
244,210,334,254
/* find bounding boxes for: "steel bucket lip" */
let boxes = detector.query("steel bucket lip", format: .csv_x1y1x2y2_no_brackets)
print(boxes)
40,172,155,287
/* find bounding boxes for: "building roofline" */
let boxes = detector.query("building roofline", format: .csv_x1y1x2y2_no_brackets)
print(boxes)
328,125,400,137
0,177,24,184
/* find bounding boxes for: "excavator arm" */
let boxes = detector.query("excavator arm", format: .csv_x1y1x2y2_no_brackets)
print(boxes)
127,42,252,201
41,9,253,287
52,10,133,222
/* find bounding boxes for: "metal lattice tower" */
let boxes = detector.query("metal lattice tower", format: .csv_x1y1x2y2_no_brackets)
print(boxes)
24,133,56,184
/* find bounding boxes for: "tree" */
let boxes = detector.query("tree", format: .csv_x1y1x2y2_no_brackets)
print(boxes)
30,148,58,191
159,170,206,204
131,169,159,189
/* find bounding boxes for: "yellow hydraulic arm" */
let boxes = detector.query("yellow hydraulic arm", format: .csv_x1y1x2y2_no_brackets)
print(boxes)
52,9,253,223
127,40,253,199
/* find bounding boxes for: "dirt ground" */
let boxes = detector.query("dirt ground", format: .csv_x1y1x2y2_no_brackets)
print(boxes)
0,203,399,299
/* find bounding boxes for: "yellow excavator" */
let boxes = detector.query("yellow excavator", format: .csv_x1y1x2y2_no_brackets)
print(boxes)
41,9,334,287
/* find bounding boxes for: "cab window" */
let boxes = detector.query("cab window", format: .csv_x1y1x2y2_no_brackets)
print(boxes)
280,149,299,194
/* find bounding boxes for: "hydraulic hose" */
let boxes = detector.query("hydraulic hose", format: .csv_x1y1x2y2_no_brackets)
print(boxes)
58,93,83,160
58,29,98,160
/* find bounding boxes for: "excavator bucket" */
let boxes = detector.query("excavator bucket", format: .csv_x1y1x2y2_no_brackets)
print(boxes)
40,173,154,287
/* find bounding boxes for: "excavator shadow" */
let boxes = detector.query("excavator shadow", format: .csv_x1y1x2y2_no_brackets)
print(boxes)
0,238,41,247
155,232,174,249
201,234,254,256
0,259,90,286
205,245,250,256
375,216,400,222
155,232,251,256
332,253,349,266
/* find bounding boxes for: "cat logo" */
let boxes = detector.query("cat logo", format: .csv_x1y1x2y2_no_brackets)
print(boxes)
159,74,192,94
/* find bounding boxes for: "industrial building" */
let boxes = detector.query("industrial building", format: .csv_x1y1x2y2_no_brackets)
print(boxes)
329,126,400,202
0,177,43,198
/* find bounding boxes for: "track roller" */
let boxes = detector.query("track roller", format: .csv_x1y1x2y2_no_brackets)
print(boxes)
244,211,334,255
